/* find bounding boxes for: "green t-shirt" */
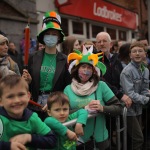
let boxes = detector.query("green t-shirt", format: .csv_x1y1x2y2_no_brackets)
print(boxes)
0,111,50,150
44,109,88,150
40,53,56,91
64,81,114,142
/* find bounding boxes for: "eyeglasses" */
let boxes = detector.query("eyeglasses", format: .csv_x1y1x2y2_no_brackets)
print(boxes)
131,49,145,53
96,40,109,44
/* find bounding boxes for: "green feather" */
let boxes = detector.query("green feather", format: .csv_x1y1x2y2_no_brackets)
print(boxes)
97,62,107,75
74,50,82,55
98,56,103,60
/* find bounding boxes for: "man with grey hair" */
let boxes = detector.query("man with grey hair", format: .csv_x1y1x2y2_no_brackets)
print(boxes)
95,31,132,148
95,32,132,107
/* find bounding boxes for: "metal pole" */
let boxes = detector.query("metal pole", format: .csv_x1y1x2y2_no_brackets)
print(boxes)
116,115,121,150
63,107,127,150
63,113,99,127
123,107,127,150
116,107,127,150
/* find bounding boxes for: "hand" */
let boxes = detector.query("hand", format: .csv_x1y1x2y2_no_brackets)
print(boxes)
75,123,84,136
22,69,32,84
85,104,97,113
88,100,103,112
42,104,48,112
66,129,78,141
10,134,31,145
121,94,132,108
10,142,27,150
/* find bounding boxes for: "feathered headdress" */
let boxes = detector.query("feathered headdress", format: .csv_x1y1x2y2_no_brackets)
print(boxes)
68,45,106,76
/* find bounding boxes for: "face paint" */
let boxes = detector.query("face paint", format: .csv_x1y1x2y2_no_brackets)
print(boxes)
78,70,92,83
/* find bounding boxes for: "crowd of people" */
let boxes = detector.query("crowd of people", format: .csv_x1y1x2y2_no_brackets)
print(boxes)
0,10,150,150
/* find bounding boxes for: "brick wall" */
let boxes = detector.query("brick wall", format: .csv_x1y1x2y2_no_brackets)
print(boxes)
105,0,148,38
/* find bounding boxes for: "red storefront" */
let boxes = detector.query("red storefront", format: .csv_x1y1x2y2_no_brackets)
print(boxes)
55,0,138,41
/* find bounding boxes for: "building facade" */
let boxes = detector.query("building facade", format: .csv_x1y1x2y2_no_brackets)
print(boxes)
0,0,38,50
37,0,148,43
0,0,148,50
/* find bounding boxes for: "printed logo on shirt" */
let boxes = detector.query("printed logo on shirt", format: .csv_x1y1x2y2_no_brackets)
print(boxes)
76,98,92,108
41,66,55,74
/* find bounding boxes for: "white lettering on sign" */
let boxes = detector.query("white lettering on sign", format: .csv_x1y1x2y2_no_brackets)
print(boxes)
93,2,122,22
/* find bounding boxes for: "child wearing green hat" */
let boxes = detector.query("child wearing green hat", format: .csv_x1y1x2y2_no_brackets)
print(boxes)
64,45,123,150
25,11,71,120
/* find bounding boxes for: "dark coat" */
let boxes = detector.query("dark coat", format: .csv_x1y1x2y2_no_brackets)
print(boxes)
103,53,123,90
99,53,124,99
7,49,23,74
28,49,71,102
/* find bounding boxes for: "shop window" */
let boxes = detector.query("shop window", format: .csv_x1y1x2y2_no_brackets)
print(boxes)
69,20,86,39
72,21,84,35
92,25,104,38
61,18,69,36
119,30,127,41
107,28,116,40
86,23,90,39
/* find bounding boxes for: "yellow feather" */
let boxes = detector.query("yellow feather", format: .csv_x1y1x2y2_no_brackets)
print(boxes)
97,52,103,56
67,53,82,63
88,54,98,66
88,52,103,66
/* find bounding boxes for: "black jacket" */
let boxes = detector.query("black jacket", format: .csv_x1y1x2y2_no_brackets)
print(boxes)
100,53,124,99
103,53,123,88
28,49,71,102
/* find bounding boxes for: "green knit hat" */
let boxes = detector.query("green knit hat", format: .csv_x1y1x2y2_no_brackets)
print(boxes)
37,11,65,44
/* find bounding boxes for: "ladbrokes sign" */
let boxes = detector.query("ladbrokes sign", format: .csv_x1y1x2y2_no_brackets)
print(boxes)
93,3,122,22
55,0,138,30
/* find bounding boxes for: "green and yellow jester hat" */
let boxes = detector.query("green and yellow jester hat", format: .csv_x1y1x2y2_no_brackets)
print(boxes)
68,45,106,76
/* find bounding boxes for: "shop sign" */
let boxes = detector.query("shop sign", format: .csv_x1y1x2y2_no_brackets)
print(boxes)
55,0,71,7
55,0,138,29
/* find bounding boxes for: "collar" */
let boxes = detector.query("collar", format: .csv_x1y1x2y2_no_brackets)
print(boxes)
0,107,33,121
131,61,145,72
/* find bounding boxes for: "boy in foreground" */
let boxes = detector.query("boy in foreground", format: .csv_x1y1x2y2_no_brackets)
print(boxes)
44,91,88,150
0,74,57,150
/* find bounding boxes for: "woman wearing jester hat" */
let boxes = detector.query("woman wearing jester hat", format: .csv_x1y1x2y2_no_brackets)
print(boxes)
26,11,71,120
64,45,123,150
